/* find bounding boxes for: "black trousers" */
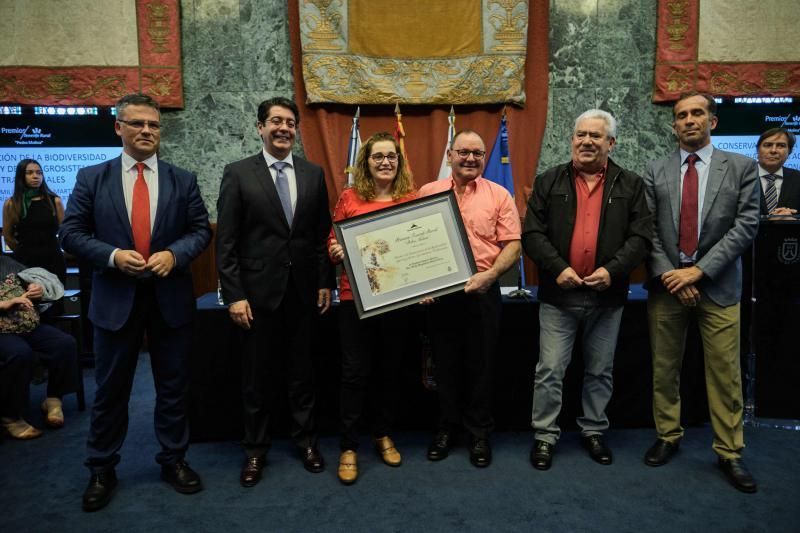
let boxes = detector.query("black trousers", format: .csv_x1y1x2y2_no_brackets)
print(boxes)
338,301,407,451
0,324,78,418
428,285,501,440
86,281,192,472
241,285,318,458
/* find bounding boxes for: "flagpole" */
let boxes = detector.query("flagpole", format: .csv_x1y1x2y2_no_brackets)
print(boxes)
503,107,531,299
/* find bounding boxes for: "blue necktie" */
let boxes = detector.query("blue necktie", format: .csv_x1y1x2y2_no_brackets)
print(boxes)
272,161,293,225
763,174,778,214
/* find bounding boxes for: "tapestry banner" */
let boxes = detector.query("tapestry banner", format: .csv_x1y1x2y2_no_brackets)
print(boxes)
299,0,529,104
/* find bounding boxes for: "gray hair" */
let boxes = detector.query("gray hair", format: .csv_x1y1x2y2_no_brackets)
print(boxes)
573,109,617,139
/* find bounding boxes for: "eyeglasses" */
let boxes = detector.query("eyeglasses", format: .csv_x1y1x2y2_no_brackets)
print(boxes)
452,149,485,159
265,117,297,129
370,152,398,163
118,119,161,131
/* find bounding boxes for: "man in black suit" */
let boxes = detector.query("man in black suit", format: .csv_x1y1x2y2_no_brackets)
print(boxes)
61,93,211,511
216,97,334,487
756,127,800,217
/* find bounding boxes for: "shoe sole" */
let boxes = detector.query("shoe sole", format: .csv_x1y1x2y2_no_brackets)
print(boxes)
304,464,325,474
427,452,448,461
240,479,260,488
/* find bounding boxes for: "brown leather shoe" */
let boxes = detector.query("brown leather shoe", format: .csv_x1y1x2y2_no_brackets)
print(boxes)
240,456,265,487
375,436,402,466
300,446,325,473
338,450,358,485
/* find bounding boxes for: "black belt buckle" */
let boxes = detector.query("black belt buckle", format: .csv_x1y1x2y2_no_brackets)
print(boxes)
679,261,695,269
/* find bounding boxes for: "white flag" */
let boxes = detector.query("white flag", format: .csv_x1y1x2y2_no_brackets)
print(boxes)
437,107,455,180
345,107,361,185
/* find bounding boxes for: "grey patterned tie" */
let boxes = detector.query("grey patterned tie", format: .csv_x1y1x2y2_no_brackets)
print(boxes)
272,161,293,225
764,174,778,214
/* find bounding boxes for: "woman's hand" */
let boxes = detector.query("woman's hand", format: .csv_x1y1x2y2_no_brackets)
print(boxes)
23,283,44,301
0,296,34,312
329,239,345,262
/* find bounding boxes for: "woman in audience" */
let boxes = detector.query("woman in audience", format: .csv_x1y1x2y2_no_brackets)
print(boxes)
3,159,67,283
328,132,416,484
0,255,77,438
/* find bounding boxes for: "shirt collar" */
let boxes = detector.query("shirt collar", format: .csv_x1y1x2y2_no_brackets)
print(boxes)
121,151,158,172
758,164,784,178
680,143,714,165
262,148,294,168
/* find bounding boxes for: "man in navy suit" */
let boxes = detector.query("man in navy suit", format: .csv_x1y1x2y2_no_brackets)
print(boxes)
216,97,333,487
756,127,800,216
60,93,211,511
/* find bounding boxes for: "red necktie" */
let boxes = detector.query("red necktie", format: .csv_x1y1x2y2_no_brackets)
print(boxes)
132,162,151,260
679,154,699,257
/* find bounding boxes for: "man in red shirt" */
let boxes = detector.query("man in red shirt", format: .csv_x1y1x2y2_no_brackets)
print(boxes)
522,109,652,470
418,130,521,468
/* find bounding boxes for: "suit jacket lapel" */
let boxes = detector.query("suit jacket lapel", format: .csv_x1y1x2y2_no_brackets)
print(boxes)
666,151,682,235
106,157,134,243
252,154,291,230
700,149,726,227
151,160,173,241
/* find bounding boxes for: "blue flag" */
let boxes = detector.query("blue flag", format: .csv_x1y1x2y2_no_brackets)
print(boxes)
483,115,514,196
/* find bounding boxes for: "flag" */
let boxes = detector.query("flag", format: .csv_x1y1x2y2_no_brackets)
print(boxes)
344,107,361,185
483,113,514,197
393,103,410,171
484,111,526,289
437,106,456,180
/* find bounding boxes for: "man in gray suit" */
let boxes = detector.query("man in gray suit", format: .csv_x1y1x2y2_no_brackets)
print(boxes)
643,92,760,493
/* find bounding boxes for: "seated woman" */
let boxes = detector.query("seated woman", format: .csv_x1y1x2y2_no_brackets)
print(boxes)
2,158,67,283
327,132,416,484
0,256,77,439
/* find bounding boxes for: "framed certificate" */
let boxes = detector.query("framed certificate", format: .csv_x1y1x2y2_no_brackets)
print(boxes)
333,190,477,318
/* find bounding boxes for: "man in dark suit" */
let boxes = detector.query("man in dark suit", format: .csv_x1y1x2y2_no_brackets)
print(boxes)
216,97,333,487
643,92,760,493
61,94,211,511
756,127,800,216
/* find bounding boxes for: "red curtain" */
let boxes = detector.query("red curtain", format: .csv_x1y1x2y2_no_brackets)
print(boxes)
287,0,549,219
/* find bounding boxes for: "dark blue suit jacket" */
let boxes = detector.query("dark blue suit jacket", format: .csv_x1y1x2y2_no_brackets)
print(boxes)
60,156,211,331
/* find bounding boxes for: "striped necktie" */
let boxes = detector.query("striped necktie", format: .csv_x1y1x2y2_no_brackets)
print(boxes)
763,174,778,214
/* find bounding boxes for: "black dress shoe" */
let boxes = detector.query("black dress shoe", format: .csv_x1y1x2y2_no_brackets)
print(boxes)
82,470,117,512
240,456,265,487
644,439,680,467
469,438,492,468
427,432,451,461
581,434,613,465
718,458,758,493
300,446,325,473
161,460,203,494
530,440,554,470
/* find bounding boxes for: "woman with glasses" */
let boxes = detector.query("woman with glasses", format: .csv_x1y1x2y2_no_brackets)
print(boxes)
3,159,67,284
327,132,416,484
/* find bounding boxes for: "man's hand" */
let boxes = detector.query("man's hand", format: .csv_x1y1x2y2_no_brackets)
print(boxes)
464,271,497,294
556,267,583,289
23,283,44,301
583,267,611,292
114,250,147,276
146,251,176,278
317,288,331,314
229,299,253,329
329,239,345,262
675,285,701,307
661,266,703,294
769,207,797,217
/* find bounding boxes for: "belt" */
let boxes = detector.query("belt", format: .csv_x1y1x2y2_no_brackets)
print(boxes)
679,261,695,268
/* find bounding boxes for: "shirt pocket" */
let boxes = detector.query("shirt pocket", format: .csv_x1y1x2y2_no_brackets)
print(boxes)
470,208,497,240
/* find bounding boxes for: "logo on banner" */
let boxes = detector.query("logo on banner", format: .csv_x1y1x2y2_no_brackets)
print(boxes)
778,238,800,265
0,126,52,146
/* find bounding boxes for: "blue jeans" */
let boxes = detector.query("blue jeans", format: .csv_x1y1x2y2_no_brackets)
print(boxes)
531,302,623,444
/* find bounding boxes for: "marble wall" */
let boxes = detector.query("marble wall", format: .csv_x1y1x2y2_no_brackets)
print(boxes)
165,0,676,220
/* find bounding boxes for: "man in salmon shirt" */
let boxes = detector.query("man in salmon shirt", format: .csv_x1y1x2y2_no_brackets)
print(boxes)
522,109,652,471
418,129,521,468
